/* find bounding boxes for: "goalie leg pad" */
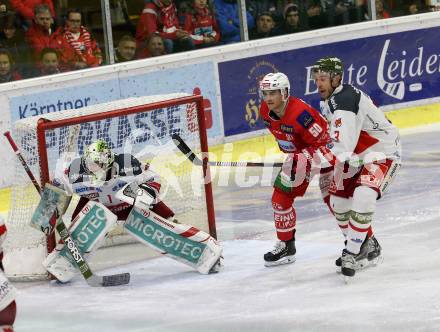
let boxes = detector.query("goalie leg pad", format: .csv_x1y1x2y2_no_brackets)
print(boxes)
43,200,117,283
124,208,222,274
43,250,77,283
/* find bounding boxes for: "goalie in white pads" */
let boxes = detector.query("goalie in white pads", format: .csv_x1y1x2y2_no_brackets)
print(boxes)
45,140,223,283
0,216,17,332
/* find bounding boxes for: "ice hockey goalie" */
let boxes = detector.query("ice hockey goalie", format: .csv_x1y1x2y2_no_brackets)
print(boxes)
44,140,223,283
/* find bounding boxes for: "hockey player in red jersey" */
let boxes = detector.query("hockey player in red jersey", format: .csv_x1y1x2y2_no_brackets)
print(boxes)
259,72,331,267
312,57,401,278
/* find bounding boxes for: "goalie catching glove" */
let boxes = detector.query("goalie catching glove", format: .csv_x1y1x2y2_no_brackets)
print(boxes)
116,182,158,210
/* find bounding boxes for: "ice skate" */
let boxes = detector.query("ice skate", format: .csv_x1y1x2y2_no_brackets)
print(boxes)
336,236,383,272
264,239,296,267
367,235,383,265
340,242,372,280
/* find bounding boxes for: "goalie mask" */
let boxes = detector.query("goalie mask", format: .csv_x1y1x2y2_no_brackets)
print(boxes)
311,57,343,78
259,72,290,101
83,140,115,180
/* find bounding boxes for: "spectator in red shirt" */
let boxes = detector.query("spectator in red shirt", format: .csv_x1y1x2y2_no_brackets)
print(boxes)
52,9,102,71
9,0,54,24
25,4,54,62
136,0,194,53
0,48,22,82
183,0,220,48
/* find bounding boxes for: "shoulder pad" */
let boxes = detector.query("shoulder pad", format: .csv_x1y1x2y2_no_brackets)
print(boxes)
329,84,361,114
114,154,143,176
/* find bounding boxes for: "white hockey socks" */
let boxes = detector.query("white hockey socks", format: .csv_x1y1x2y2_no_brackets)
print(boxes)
330,195,351,239
346,211,372,254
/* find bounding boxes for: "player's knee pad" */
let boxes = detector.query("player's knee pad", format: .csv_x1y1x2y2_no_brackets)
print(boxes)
272,189,294,211
330,195,351,217
352,186,377,214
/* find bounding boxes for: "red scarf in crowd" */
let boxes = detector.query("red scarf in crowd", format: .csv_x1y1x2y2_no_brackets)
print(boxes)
63,26,93,59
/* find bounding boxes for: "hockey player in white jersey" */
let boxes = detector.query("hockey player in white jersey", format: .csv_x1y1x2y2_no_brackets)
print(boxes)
45,140,222,282
312,57,401,278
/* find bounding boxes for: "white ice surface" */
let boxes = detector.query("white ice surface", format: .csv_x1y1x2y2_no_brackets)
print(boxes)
13,124,440,332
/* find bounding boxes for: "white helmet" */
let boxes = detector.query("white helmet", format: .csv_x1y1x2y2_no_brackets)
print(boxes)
83,139,115,176
259,72,290,101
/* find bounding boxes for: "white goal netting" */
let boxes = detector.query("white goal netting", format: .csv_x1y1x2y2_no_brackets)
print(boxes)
4,93,215,281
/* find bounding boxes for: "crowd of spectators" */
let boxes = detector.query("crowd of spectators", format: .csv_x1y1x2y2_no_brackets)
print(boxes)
0,0,436,84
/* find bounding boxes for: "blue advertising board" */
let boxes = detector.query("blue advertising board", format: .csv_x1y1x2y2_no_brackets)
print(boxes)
10,62,221,139
8,62,222,167
218,27,440,136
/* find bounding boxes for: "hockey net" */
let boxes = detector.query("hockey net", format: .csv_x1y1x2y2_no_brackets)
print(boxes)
4,93,216,281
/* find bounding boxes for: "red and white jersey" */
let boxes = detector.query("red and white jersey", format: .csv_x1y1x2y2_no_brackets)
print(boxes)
136,1,180,42
319,84,401,163
260,96,329,153
183,6,220,45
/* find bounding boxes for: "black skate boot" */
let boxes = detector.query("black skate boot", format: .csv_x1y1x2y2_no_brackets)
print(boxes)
341,239,370,278
335,240,347,268
367,235,382,261
264,239,296,267
336,236,382,269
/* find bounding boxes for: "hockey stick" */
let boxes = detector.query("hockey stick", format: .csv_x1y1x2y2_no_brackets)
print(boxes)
4,131,130,287
172,134,283,168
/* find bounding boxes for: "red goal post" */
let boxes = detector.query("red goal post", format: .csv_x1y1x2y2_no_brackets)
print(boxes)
4,92,216,281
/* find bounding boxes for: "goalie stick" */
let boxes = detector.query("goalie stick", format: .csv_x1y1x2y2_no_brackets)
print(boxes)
172,134,283,168
4,131,130,287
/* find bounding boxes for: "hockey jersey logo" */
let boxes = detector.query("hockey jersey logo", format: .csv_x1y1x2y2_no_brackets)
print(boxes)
330,97,338,110
277,139,296,152
297,110,314,129
334,118,342,128
280,124,294,133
